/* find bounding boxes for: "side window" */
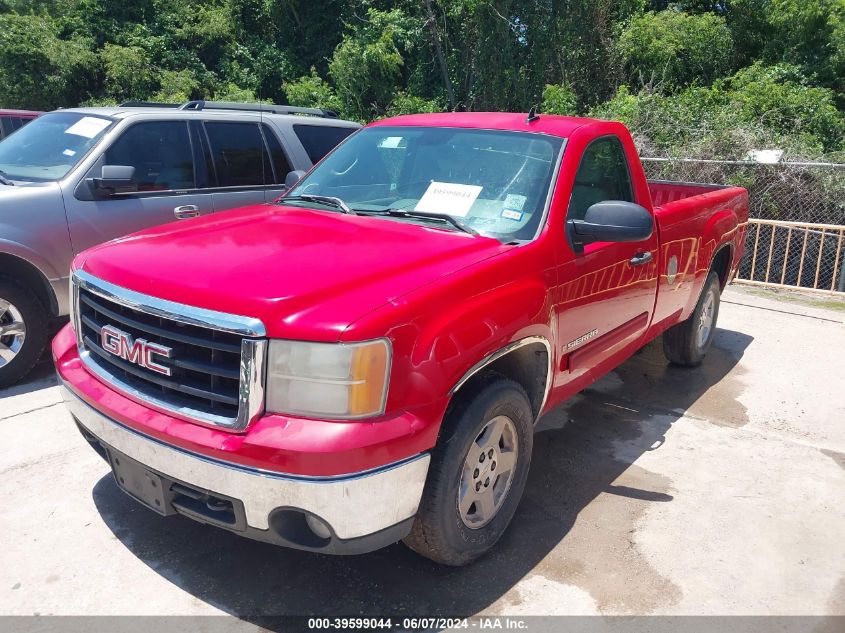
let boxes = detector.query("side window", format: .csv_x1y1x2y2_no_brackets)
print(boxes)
11,117,25,131
262,126,293,184
0,116,13,138
293,124,355,164
567,136,633,221
205,122,269,187
105,121,195,192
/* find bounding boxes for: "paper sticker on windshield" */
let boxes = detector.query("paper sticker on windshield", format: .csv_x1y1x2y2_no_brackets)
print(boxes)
501,209,524,221
504,194,527,211
64,117,110,139
379,136,403,148
415,182,482,217
62,149,76,157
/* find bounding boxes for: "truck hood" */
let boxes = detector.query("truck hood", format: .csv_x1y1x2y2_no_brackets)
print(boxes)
78,204,508,340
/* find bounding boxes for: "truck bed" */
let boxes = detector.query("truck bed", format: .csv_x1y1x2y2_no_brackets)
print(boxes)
647,180,731,207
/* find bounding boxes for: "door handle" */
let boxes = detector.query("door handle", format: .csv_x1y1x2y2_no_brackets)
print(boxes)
629,251,653,266
174,205,200,219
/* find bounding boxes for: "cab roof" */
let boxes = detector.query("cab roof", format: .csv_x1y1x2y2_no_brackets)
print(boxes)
369,112,603,138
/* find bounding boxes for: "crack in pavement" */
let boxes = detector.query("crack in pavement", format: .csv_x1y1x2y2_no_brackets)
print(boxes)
0,400,64,422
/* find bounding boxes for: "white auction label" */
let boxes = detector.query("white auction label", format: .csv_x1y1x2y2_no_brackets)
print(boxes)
415,181,482,217
64,117,111,139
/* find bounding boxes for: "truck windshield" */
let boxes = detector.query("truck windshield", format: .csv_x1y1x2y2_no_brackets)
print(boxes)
284,126,565,242
0,111,113,182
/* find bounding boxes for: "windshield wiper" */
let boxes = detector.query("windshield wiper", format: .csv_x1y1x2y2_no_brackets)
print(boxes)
387,209,479,235
358,208,479,236
281,194,354,214
0,170,15,186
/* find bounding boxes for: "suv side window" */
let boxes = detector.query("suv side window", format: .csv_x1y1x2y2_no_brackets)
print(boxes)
567,136,633,221
263,126,293,184
105,121,195,191
205,122,271,187
293,124,355,164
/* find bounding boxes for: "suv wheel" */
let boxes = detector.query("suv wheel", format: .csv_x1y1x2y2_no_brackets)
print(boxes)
403,374,533,565
0,277,48,388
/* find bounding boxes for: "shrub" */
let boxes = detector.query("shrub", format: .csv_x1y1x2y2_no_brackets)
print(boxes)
616,10,734,92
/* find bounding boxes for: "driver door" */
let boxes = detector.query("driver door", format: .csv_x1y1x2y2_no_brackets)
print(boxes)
62,120,212,256
553,135,659,389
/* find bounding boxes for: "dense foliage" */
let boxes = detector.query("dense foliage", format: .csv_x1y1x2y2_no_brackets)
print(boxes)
0,0,843,159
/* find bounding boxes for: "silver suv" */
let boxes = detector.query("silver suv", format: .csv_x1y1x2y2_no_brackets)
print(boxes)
0,100,359,386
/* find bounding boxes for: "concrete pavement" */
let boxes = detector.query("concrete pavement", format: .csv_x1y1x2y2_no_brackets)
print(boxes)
1,285,843,618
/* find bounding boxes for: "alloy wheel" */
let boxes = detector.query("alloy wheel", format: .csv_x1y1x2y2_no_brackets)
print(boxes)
458,415,519,529
0,298,26,368
696,289,715,348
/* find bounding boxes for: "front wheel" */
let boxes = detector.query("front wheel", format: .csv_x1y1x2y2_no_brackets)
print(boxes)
662,271,721,367
403,374,533,566
0,277,49,389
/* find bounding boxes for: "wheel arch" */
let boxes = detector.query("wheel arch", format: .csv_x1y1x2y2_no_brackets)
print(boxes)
449,336,552,423
0,251,58,316
709,243,733,290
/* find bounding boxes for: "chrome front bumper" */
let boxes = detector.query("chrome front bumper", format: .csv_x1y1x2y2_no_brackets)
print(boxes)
61,385,430,542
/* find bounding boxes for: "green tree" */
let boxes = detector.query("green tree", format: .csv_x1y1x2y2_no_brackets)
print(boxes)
541,84,578,116
328,8,416,121
386,92,442,117
616,9,735,91
284,68,343,114
151,69,199,103
0,13,96,109
101,43,155,102
592,62,845,157
724,62,845,151
762,0,845,96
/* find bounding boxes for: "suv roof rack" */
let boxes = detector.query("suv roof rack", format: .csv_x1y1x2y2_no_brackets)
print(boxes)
178,100,339,119
118,99,340,119
118,101,180,108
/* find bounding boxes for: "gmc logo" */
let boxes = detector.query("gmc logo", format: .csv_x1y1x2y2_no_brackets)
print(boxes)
100,324,173,377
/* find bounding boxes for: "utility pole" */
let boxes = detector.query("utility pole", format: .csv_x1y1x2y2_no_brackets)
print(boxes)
423,0,456,110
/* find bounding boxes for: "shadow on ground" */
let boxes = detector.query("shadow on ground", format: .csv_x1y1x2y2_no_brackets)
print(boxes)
91,328,753,619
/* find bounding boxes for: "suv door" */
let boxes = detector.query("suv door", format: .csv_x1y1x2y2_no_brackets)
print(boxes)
553,135,659,387
63,119,212,255
202,121,292,210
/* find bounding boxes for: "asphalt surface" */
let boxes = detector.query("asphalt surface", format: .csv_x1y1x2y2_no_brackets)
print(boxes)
1,285,843,618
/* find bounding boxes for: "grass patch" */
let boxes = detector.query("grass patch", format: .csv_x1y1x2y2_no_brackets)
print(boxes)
743,286,845,312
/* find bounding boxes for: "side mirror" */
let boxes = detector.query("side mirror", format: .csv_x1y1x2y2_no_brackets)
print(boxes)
284,169,306,190
90,165,137,196
567,200,653,251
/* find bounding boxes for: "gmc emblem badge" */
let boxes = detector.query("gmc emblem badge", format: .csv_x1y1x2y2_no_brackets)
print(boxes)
100,324,173,377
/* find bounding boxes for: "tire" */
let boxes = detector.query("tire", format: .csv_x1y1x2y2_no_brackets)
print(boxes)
662,271,721,367
403,373,534,566
0,276,49,389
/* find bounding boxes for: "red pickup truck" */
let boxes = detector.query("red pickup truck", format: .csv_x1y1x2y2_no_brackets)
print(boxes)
53,112,748,565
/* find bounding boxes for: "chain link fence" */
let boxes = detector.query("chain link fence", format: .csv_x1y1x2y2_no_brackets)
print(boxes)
641,157,845,294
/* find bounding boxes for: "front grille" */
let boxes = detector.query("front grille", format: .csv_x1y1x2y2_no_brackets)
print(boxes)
72,273,267,429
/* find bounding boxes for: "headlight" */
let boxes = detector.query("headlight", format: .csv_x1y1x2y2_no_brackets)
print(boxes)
265,339,391,419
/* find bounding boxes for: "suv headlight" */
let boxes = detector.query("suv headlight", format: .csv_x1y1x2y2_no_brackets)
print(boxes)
265,339,391,419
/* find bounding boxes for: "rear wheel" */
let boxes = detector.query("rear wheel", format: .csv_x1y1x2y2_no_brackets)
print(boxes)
0,277,48,388
403,374,533,566
662,271,721,367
